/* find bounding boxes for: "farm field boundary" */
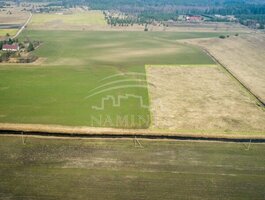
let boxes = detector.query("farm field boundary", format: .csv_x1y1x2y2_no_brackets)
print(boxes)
179,36,265,106
203,48,265,107
0,123,264,141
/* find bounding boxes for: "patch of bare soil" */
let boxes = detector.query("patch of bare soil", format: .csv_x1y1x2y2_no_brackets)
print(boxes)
147,66,265,132
0,9,30,24
183,33,265,103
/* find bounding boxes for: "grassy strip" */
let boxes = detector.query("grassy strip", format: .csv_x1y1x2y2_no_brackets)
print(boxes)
0,123,264,139
0,29,18,37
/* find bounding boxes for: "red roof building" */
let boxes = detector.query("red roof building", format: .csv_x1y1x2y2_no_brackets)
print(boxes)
2,44,19,52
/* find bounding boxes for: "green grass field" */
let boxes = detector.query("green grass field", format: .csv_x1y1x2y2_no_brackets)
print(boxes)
0,30,221,128
30,11,107,26
0,136,264,199
0,29,17,37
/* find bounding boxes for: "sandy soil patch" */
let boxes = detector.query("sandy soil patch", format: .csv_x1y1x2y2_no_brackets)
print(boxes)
183,33,265,103
147,66,265,132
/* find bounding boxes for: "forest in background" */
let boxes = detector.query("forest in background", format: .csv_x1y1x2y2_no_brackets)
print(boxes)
2,0,265,28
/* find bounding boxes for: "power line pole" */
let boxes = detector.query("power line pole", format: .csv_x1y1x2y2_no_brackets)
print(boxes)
245,139,252,151
134,136,144,148
21,131,25,145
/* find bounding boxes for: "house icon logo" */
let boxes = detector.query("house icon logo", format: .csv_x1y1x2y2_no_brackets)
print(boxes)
85,72,151,111
92,94,149,110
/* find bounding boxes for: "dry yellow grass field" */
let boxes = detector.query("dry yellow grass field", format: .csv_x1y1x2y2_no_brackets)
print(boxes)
147,65,265,133
184,33,265,104
29,10,107,30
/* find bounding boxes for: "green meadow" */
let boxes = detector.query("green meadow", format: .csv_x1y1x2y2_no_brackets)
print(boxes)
0,30,220,128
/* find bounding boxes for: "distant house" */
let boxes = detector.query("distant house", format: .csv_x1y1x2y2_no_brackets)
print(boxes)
186,16,204,22
214,14,236,22
2,44,19,52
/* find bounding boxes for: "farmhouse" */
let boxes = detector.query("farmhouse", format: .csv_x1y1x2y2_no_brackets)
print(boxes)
2,44,19,52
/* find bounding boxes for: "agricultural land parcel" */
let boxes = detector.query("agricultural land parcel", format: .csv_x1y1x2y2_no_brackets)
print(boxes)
0,135,264,200
0,8,29,37
29,10,107,30
0,7,264,200
0,30,224,129
147,66,265,134
184,34,265,104
0,10,264,134
0,8,29,25
0,29,17,37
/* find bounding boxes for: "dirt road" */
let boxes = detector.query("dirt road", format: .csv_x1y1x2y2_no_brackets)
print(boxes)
12,12,32,39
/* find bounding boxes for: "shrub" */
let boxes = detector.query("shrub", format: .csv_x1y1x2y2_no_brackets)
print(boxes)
27,42,34,52
219,35,226,39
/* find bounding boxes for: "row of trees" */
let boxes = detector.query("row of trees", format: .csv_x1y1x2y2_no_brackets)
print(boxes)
104,10,180,27
139,11,178,22
104,13,153,27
